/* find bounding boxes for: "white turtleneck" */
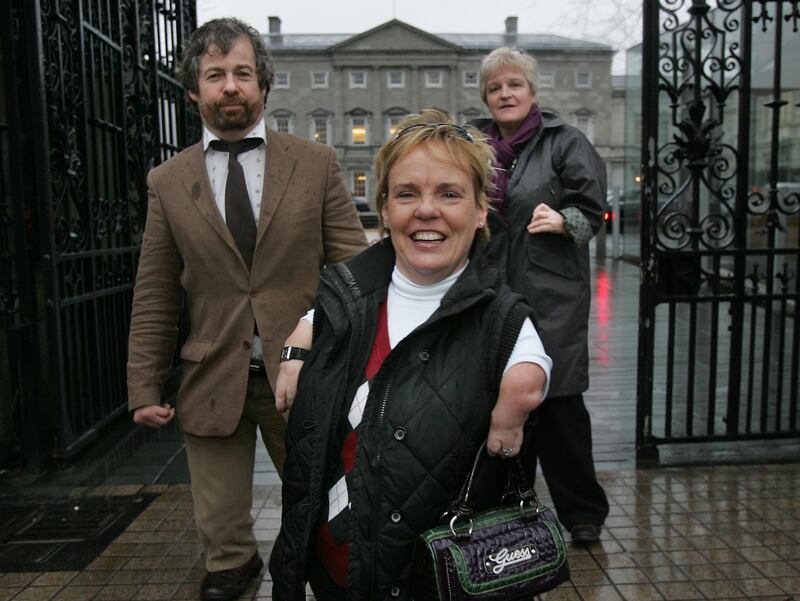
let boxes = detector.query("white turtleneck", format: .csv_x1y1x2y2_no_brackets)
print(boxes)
386,265,464,346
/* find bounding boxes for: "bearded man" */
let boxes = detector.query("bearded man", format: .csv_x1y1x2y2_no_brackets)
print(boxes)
126,18,366,601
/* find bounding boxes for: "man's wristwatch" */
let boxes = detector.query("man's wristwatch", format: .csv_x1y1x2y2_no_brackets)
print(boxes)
280,345,309,362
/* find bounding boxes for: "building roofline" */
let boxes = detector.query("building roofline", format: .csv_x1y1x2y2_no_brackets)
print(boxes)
263,22,614,55
330,19,463,52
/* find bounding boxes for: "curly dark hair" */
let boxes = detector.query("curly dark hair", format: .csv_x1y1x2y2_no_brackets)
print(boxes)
179,18,274,95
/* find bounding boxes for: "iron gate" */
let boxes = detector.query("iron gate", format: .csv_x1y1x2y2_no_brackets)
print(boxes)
637,0,800,462
0,0,197,470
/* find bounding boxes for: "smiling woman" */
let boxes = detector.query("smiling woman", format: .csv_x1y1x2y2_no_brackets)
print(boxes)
270,110,554,600
379,136,487,284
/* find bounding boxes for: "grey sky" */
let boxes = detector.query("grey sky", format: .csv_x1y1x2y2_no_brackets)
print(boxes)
196,0,643,74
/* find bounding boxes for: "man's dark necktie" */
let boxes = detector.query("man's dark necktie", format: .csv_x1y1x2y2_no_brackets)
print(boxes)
210,137,263,268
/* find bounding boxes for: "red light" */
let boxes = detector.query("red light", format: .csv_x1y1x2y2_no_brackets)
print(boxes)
594,270,610,365
603,210,612,222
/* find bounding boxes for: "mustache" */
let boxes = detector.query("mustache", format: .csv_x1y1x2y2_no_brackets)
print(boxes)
215,95,246,107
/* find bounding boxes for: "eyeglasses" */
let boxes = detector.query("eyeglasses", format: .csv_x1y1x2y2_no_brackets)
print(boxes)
392,122,475,143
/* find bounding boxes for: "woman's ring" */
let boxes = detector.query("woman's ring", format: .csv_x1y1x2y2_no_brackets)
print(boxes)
500,447,514,458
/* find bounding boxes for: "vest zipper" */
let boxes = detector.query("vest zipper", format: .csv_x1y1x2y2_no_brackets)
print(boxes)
369,382,391,597
375,383,390,465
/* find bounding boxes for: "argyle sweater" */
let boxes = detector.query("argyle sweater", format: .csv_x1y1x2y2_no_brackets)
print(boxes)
315,301,391,587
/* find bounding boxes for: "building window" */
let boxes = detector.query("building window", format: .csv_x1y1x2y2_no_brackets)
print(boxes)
573,112,594,143
425,70,443,88
311,72,329,89
463,71,478,88
539,71,555,88
352,171,367,198
349,70,367,88
350,117,369,145
386,114,407,139
274,72,290,89
387,70,405,88
271,112,294,134
310,117,330,144
575,71,592,88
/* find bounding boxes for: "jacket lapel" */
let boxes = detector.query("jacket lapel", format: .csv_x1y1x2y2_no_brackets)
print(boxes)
181,143,240,256
257,128,296,246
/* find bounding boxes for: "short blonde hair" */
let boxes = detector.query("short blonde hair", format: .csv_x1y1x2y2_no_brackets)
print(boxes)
479,47,539,104
374,110,495,240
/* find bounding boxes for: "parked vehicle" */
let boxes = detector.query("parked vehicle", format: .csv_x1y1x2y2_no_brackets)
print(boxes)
353,198,370,212
604,190,620,233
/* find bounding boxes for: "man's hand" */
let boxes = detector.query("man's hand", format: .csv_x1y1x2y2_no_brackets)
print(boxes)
527,203,566,235
276,360,303,413
133,403,175,428
275,318,313,413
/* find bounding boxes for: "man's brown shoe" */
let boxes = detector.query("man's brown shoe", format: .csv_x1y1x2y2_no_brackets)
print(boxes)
200,552,263,601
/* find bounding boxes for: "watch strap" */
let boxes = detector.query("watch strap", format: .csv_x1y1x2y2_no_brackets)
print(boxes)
280,345,309,362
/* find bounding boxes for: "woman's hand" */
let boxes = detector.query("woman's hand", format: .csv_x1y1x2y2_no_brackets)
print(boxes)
487,406,526,459
527,203,566,235
486,362,546,458
275,318,313,413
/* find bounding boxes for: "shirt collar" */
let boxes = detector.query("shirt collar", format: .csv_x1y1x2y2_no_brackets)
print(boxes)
390,262,469,301
202,119,267,152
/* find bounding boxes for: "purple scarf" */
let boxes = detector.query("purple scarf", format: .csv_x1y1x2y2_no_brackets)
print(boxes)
487,105,542,218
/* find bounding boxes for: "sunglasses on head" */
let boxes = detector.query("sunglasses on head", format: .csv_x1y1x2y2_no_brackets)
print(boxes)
392,122,475,143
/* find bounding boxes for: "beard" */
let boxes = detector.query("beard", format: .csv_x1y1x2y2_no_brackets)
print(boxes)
201,94,260,132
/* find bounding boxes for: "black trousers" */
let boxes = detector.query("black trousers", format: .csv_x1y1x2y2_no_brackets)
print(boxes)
521,393,609,530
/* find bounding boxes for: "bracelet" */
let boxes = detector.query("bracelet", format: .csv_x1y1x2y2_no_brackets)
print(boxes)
280,345,309,362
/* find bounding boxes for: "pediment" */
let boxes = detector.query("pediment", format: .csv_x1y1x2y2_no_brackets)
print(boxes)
345,107,372,116
461,106,485,117
384,106,411,116
332,20,461,53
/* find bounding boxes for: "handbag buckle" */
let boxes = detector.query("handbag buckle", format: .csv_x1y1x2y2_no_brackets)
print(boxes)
449,514,474,538
519,499,542,521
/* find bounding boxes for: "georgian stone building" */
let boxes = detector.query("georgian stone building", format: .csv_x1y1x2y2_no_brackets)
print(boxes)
263,16,614,210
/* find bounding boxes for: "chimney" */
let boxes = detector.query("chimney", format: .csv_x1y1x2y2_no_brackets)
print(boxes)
269,16,281,34
504,16,518,46
268,16,282,45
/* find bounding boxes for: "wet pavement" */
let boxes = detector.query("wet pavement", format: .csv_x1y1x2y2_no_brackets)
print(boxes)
1,255,798,600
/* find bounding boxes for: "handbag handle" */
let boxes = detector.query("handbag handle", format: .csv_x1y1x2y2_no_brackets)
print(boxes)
448,441,542,535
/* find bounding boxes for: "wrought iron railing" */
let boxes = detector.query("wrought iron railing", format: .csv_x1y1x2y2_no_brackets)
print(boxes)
0,0,197,469
637,0,800,463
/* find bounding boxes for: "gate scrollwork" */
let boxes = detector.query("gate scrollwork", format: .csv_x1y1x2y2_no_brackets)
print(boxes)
655,1,743,251
637,0,800,464
1,0,197,466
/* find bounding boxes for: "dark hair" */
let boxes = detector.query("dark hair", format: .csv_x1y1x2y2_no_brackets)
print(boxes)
179,18,274,95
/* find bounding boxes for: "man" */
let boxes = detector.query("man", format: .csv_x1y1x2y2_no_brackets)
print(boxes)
127,18,367,601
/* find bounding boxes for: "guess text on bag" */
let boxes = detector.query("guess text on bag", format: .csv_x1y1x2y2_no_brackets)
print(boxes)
484,543,539,575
